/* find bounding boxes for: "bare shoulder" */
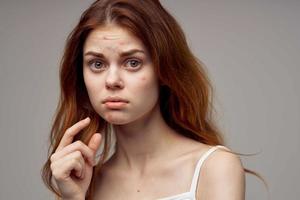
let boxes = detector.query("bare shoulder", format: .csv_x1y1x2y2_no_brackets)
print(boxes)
196,146,246,200
204,146,245,174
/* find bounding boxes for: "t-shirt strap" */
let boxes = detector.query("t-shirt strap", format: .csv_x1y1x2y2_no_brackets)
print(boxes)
189,145,229,195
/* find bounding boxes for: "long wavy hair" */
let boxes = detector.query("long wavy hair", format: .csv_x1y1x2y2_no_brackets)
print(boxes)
41,0,268,199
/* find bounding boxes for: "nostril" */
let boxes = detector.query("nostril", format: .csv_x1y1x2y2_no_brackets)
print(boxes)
105,80,123,89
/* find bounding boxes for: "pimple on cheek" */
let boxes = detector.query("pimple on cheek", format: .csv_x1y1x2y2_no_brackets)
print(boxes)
140,76,146,81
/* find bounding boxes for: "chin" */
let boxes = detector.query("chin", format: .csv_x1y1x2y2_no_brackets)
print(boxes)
101,112,132,125
105,119,130,125
97,103,158,125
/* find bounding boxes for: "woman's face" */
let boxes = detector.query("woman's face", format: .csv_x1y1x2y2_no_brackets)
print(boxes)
83,24,159,125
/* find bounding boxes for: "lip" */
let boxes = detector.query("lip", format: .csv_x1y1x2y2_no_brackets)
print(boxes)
102,96,129,104
104,101,128,109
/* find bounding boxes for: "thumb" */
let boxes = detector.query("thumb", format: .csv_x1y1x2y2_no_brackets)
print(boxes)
88,133,102,153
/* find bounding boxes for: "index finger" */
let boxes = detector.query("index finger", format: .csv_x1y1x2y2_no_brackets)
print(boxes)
56,117,90,151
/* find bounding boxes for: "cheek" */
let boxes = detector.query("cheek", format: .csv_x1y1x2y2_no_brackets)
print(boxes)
135,75,159,96
140,76,146,81
138,76,158,95
136,76,151,90
84,74,104,99
84,75,94,93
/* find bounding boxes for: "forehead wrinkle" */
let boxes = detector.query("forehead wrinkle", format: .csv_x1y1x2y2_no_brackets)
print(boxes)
85,32,146,56
102,35,120,40
88,39,137,54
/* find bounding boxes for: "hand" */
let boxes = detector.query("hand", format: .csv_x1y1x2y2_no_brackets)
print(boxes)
50,117,102,200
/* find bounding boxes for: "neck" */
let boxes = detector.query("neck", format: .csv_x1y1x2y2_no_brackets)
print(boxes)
111,103,181,175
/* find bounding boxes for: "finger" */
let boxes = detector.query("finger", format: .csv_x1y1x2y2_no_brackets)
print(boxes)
51,151,85,181
68,151,86,179
88,133,102,165
73,159,85,179
56,117,90,151
88,133,102,152
51,140,95,166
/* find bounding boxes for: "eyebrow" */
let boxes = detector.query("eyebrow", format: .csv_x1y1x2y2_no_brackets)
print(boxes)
84,49,146,58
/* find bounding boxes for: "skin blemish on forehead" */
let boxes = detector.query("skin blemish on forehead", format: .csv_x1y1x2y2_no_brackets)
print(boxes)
102,35,121,40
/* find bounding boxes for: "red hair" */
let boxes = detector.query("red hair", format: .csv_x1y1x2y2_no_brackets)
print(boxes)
41,0,268,199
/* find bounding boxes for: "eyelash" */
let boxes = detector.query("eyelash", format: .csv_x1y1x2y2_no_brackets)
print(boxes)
87,58,142,71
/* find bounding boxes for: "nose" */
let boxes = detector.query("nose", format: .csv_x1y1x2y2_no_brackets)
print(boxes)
105,66,124,90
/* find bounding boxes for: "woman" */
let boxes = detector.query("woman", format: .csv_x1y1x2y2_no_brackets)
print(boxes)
42,0,266,199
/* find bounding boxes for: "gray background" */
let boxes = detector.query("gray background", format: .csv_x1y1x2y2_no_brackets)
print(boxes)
0,0,299,199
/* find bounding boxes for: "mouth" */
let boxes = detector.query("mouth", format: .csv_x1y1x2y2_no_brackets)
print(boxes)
102,96,129,109
104,101,128,109
102,96,129,104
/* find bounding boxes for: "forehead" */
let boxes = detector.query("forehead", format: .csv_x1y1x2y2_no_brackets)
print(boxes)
83,25,145,52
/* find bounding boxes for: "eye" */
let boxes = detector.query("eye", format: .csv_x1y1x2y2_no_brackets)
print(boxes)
88,59,105,71
125,59,141,69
